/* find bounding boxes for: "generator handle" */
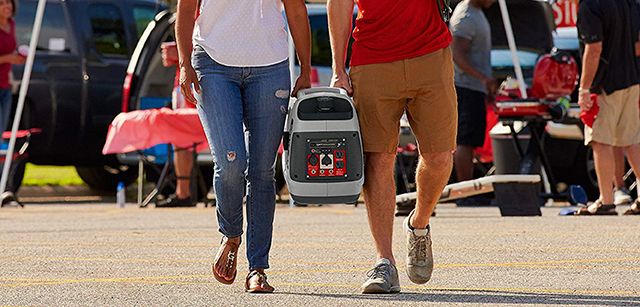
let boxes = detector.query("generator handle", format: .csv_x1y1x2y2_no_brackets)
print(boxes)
297,87,349,98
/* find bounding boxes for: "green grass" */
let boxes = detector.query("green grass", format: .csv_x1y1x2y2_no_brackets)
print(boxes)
22,163,85,186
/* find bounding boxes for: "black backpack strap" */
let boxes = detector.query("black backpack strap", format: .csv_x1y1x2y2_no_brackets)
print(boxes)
437,0,453,23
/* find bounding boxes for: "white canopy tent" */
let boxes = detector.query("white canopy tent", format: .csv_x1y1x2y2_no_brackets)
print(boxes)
497,0,529,99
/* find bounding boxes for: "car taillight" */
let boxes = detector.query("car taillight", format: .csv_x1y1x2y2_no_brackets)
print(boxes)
121,73,133,113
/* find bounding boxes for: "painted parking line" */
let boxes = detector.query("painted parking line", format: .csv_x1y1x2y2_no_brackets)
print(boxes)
0,256,638,270
2,257,639,288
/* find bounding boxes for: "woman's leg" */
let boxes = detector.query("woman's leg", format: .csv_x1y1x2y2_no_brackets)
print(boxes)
193,47,246,240
0,89,11,136
242,61,290,270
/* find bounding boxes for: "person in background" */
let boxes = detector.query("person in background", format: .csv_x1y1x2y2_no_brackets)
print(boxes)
155,41,197,207
175,0,311,293
0,0,24,138
450,0,496,206
0,0,25,207
614,0,640,215
607,0,640,212
576,0,640,215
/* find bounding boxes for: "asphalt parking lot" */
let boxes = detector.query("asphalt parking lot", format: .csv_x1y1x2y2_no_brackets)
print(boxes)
1,195,640,306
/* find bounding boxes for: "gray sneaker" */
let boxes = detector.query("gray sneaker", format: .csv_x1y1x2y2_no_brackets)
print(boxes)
403,209,433,284
361,258,401,294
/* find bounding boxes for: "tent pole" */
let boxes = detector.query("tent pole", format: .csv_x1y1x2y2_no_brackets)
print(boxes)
288,32,296,87
0,0,48,193
497,0,528,98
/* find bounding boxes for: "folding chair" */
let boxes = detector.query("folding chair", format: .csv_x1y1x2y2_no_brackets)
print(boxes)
0,128,41,207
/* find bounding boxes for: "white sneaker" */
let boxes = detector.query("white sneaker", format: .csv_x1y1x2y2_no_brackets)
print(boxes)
614,188,632,206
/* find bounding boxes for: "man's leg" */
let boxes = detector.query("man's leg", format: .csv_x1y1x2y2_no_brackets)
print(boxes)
623,144,640,180
592,142,615,205
411,151,454,229
613,146,626,189
363,152,397,264
611,146,632,205
622,144,640,214
174,150,193,199
402,48,458,284
454,87,486,183
454,145,474,182
348,58,405,294
157,149,195,206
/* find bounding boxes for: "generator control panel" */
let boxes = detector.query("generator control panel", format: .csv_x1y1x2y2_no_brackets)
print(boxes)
306,138,347,178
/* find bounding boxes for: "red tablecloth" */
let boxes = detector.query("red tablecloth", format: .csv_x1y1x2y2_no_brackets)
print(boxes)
102,108,208,155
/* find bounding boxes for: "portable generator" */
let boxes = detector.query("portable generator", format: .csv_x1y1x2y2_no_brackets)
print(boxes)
282,87,364,205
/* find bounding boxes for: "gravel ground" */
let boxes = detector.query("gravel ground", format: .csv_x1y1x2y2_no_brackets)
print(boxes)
1,202,639,306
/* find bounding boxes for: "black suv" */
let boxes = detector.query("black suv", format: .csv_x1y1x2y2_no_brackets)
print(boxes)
10,0,166,190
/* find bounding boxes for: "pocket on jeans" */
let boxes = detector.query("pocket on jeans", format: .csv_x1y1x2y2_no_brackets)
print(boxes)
191,45,206,68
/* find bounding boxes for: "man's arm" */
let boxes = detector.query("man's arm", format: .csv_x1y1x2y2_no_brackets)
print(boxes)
451,36,495,93
327,0,354,94
175,0,199,104
578,42,602,111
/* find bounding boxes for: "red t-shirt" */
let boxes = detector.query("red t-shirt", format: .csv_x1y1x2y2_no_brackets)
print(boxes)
350,0,452,66
0,19,17,89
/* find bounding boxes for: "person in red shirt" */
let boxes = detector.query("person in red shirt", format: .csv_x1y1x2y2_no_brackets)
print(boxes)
153,41,198,207
0,0,24,137
154,3,201,207
329,0,457,293
0,0,25,207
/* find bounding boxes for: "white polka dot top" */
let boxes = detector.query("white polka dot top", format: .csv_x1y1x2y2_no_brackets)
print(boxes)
193,0,289,67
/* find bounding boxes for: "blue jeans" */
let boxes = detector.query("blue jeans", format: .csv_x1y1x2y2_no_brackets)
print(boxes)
192,45,290,270
0,89,11,138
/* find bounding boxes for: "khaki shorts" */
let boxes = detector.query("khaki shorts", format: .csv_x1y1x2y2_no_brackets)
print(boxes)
585,85,640,146
349,47,458,153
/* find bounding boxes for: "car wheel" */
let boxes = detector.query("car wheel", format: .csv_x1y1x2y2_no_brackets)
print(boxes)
76,164,138,192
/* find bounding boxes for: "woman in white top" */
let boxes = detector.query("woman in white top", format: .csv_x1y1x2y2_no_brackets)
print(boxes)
175,0,311,293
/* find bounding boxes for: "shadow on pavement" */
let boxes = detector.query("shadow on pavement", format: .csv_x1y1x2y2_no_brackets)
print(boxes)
276,289,640,306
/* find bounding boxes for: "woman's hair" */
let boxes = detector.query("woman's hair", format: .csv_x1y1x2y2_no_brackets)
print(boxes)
9,0,16,16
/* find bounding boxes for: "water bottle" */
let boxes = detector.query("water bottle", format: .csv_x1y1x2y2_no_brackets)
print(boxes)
116,181,125,208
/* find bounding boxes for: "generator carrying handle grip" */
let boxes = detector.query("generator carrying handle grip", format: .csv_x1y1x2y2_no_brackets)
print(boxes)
297,87,349,99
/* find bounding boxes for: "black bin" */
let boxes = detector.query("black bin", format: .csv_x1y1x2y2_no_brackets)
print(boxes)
493,182,542,216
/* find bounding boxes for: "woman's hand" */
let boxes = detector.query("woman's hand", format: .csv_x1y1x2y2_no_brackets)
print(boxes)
7,54,26,65
179,64,201,104
291,70,311,97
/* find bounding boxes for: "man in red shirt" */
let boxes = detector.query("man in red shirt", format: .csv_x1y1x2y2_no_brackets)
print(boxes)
329,0,457,293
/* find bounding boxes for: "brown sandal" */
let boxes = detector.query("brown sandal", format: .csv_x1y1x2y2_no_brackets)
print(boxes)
212,236,240,284
245,270,274,293
576,200,617,216
624,200,640,215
